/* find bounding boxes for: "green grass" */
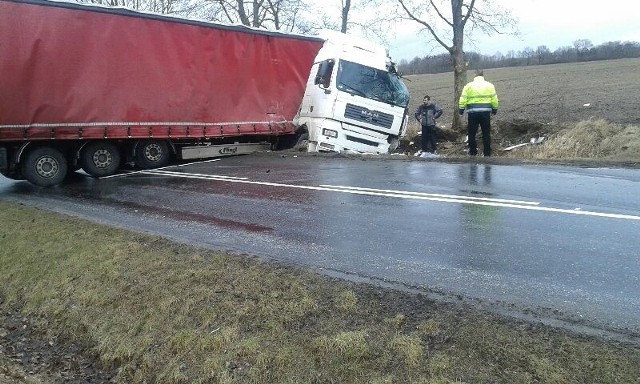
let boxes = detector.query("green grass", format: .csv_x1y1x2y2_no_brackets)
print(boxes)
1,201,639,383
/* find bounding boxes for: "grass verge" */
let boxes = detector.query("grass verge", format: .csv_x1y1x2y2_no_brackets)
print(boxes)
1,201,639,383
504,119,640,162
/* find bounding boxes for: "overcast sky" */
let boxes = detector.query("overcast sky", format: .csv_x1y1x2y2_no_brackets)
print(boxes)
384,0,640,61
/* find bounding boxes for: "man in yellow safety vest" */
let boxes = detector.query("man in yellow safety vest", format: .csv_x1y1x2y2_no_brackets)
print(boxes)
458,69,499,156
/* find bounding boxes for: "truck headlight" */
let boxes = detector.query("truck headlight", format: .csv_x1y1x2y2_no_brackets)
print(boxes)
322,128,338,138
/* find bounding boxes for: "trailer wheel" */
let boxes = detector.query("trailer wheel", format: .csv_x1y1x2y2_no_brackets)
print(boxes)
135,140,170,169
81,141,121,177
21,146,68,187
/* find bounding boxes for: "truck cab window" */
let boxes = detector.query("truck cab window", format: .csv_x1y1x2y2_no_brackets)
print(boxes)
336,60,409,108
314,59,335,88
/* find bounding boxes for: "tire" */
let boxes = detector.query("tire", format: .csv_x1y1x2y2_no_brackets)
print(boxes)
21,146,68,187
80,141,121,177
306,141,318,152
294,132,310,151
135,140,170,169
388,135,400,152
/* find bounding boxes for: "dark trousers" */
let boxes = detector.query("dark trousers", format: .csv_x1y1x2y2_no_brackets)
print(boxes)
421,125,437,152
467,112,492,156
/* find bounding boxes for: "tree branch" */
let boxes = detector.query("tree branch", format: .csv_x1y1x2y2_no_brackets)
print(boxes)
429,0,452,27
461,0,476,27
397,0,452,53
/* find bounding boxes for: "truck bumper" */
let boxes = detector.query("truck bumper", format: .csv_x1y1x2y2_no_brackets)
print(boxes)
0,147,8,173
309,119,391,154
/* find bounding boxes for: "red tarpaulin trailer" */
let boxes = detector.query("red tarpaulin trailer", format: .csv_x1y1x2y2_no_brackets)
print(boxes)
0,0,324,185
0,0,324,135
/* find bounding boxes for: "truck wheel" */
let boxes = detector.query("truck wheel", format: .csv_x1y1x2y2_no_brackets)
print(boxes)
81,141,121,177
135,140,170,169
21,146,68,187
388,136,400,152
294,132,309,151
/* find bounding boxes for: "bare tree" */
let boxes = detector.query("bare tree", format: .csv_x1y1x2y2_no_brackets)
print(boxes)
573,39,593,52
77,0,311,32
536,45,551,65
397,0,516,130
573,38,593,61
77,0,197,15
521,46,534,65
204,0,309,31
341,0,351,33
265,0,312,32
303,0,393,45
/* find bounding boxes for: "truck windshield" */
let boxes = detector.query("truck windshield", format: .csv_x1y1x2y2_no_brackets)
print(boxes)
336,60,409,108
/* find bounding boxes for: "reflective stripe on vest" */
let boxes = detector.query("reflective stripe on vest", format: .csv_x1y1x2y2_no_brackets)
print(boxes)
459,77,499,111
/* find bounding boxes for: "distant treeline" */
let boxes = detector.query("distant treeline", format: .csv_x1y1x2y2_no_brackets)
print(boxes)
398,40,640,75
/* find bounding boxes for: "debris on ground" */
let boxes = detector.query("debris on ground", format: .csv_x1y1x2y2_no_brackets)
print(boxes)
504,136,546,151
396,119,558,157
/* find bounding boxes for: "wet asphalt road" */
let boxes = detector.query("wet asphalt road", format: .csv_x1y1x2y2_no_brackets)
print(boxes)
1,153,639,338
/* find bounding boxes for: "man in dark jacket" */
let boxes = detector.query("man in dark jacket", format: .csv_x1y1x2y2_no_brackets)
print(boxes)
414,95,443,156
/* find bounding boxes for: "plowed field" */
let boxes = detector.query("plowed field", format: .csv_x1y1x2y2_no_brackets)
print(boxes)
400,58,640,159
405,58,640,127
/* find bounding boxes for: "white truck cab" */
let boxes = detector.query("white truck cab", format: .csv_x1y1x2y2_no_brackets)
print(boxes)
294,30,410,154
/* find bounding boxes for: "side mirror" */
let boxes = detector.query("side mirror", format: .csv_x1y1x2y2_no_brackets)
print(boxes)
314,59,335,89
387,61,398,75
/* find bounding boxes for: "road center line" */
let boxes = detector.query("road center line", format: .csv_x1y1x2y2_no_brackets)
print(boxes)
320,184,539,205
140,170,640,222
100,158,223,179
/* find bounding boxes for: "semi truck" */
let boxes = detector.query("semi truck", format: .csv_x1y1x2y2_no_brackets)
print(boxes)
0,0,410,187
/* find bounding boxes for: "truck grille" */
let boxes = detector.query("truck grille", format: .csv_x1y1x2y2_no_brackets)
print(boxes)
344,103,394,129
346,135,379,148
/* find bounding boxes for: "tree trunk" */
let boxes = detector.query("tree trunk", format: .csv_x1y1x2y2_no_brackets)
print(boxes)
236,0,250,26
451,47,467,132
450,0,467,132
341,0,351,33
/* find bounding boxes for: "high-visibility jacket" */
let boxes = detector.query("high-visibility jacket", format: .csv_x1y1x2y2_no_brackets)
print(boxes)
458,76,499,113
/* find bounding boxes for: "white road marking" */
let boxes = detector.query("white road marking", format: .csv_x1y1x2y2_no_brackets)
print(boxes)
99,158,222,179
150,169,247,180
173,158,223,167
321,184,539,206
135,169,640,221
100,169,150,179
